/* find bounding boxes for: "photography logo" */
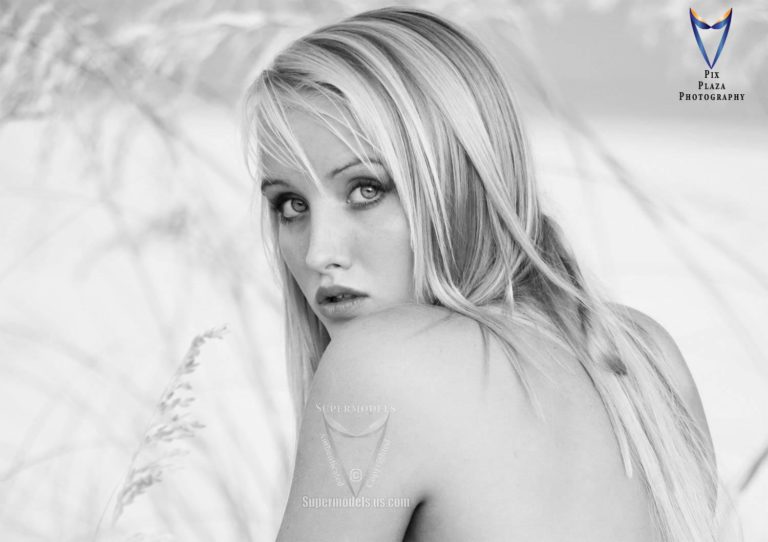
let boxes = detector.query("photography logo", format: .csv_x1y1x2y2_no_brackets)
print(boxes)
318,407,391,497
679,7,744,101
689,7,732,69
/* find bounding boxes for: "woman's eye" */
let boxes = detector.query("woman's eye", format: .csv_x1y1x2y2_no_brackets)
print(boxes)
278,197,307,220
348,182,384,205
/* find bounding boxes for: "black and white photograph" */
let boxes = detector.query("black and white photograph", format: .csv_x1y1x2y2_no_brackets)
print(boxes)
1,1,766,541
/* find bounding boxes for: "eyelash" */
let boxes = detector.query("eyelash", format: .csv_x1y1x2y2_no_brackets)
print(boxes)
269,179,388,224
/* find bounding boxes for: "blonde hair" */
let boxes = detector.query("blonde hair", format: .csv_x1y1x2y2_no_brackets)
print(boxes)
243,7,718,541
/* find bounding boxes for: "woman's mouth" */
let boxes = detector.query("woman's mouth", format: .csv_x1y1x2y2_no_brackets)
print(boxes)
315,285,367,305
324,293,360,303
315,286,368,320
316,294,368,320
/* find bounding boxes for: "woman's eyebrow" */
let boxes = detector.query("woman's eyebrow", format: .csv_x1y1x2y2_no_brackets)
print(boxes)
260,157,384,192
330,157,384,177
260,178,289,192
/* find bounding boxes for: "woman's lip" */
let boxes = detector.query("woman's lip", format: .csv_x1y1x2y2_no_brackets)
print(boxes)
315,295,368,320
315,286,367,305
319,293,365,305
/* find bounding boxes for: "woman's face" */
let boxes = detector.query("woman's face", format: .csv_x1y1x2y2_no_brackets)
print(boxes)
260,102,415,340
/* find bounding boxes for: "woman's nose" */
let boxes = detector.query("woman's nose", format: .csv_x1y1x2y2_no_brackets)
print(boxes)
304,206,352,272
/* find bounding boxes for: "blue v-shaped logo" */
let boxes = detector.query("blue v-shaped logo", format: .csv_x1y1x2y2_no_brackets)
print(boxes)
689,8,733,69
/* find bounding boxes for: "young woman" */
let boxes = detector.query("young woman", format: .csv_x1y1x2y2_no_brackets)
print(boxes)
243,7,718,542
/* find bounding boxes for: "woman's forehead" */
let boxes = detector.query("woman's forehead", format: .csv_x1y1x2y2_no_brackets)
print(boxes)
258,98,382,181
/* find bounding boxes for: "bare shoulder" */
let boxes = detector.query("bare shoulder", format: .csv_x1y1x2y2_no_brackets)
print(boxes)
315,303,487,406
276,305,484,541
318,303,485,386
309,303,503,481
327,303,469,353
615,305,714,455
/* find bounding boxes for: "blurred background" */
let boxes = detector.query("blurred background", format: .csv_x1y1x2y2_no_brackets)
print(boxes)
1,0,766,540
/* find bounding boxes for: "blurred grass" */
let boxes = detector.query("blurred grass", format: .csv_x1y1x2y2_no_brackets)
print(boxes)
0,0,766,540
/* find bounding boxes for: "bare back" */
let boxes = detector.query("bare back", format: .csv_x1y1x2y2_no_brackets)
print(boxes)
402,310,656,542
277,304,711,542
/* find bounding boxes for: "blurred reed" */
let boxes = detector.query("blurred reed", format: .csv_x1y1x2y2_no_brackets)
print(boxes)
108,326,226,530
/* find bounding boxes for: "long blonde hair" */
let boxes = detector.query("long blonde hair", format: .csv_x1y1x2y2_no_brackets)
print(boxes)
243,7,718,541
